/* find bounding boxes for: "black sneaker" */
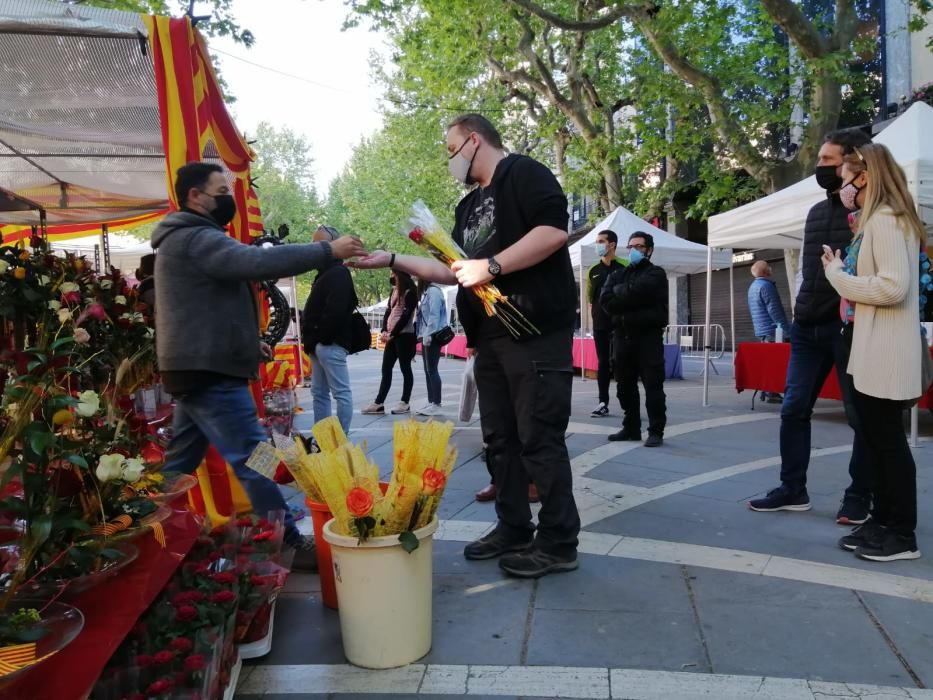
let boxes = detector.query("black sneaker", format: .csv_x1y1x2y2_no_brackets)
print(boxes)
591,403,610,418
839,519,886,552
499,547,579,578
463,527,533,561
287,534,319,572
608,429,641,442
644,434,663,448
836,497,870,525
748,487,811,512
855,532,921,562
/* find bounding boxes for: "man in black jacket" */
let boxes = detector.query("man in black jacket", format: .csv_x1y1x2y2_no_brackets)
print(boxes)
302,225,358,433
601,232,669,447
352,113,580,579
749,129,872,522
587,229,628,417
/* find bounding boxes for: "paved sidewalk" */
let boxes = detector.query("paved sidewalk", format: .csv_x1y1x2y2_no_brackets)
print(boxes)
237,350,933,700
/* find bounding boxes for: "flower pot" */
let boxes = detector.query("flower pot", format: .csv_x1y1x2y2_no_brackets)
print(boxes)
306,498,338,609
322,516,438,669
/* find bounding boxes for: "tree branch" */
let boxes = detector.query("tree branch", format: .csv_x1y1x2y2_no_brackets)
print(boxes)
758,0,829,59
507,0,632,31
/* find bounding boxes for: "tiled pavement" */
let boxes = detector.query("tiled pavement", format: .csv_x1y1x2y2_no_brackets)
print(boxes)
236,349,933,699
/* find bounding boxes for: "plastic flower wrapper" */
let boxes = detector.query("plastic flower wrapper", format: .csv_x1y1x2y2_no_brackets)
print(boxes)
405,200,539,339
311,415,348,453
234,559,288,643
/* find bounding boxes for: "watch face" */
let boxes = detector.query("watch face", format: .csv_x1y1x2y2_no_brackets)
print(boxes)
488,258,501,275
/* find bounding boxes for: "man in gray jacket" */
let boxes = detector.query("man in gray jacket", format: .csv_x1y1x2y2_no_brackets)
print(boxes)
153,162,364,567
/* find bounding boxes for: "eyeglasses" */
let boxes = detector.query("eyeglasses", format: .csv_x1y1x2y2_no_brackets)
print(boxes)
626,244,648,251
853,147,865,163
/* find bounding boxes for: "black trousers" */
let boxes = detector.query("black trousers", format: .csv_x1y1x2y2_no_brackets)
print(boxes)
474,330,581,556
593,327,613,405
375,333,416,404
614,329,666,437
850,387,916,537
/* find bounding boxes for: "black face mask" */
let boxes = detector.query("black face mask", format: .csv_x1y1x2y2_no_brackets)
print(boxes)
209,193,237,227
815,165,843,192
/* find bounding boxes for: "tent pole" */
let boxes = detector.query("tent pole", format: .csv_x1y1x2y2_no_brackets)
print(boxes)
729,254,736,360
703,246,712,407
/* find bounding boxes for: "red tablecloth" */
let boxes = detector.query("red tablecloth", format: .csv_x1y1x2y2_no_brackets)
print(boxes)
735,342,933,409
7,505,203,700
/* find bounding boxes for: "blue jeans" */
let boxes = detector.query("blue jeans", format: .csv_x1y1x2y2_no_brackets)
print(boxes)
779,321,870,501
163,380,298,542
422,342,442,405
310,343,353,433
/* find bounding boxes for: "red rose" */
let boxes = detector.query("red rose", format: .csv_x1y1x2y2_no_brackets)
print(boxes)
169,637,193,653
236,516,253,527
253,530,274,542
175,605,198,622
84,302,108,320
250,575,269,587
408,228,424,244
140,442,164,465
422,468,447,496
172,590,204,606
135,654,153,667
257,518,274,530
145,679,173,695
61,291,81,304
184,654,207,672
212,572,235,584
153,650,175,665
346,487,374,518
210,590,236,605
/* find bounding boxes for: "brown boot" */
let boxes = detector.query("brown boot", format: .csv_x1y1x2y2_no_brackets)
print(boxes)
475,483,496,502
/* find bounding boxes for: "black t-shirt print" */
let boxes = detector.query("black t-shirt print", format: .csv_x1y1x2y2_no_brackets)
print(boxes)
461,191,497,258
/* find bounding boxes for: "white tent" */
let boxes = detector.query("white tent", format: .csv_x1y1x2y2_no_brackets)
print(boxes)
53,233,152,274
708,101,933,249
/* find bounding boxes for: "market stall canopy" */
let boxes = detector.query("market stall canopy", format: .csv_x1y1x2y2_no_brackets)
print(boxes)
569,206,732,275
0,0,172,234
53,233,153,274
708,102,933,250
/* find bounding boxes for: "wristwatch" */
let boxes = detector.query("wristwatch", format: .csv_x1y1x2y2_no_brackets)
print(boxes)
487,256,502,278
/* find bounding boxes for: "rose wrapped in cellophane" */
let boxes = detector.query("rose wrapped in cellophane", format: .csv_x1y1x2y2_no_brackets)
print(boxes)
406,200,539,339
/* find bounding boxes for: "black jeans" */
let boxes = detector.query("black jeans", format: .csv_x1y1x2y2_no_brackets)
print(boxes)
593,327,613,405
474,330,581,556
779,321,871,501
375,333,416,404
422,342,442,405
614,329,666,437
850,388,916,537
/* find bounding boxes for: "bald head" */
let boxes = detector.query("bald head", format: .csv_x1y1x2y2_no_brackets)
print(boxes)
751,260,771,278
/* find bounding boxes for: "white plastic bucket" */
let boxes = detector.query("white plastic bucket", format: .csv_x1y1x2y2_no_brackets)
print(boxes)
322,516,438,669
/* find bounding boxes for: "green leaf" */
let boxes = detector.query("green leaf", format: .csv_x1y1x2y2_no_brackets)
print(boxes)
50,336,75,352
99,548,122,560
28,429,56,456
66,454,89,469
29,514,52,549
26,360,44,372
398,530,420,554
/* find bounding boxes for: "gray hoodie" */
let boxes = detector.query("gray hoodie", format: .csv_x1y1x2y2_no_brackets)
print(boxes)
151,211,333,380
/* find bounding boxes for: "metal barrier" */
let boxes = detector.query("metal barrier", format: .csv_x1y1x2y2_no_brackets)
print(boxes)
664,324,727,360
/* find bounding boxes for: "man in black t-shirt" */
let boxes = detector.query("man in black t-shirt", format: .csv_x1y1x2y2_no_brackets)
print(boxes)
354,114,581,579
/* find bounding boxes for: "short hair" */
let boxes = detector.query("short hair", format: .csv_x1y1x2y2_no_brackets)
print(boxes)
447,113,504,149
824,128,871,156
750,260,770,277
137,253,155,278
596,229,618,245
315,225,341,241
629,231,654,249
174,162,224,207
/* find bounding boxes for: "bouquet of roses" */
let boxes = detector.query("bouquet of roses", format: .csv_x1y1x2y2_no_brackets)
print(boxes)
405,200,539,339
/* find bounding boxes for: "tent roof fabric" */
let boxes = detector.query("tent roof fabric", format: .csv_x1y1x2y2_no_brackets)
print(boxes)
708,102,933,249
53,232,153,273
0,0,170,228
569,206,732,275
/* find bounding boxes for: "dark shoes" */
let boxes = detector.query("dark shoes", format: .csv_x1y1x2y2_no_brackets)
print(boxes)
475,483,496,502
748,486,812,512
836,497,870,525
838,519,886,552
591,403,610,417
287,534,319,572
463,527,533,561
644,434,663,448
499,548,579,579
854,531,921,562
608,429,641,442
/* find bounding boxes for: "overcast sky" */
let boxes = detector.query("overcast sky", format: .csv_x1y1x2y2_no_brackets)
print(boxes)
209,0,388,196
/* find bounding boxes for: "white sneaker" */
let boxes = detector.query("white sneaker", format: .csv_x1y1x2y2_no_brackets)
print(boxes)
361,402,384,415
417,403,441,416
390,401,410,415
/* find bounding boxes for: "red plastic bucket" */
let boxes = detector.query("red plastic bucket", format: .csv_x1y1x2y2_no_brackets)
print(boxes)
307,498,338,609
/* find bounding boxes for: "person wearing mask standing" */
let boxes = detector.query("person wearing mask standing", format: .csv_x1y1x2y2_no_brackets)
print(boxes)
600,232,669,447
415,279,448,417
153,162,365,567
362,271,418,415
352,113,581,578
587,230,627,417
747,260,789,403
749,130,874,524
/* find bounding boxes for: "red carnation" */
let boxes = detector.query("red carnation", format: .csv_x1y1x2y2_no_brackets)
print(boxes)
145,679,173,695
209,590,236,605
169,637,193,653
408,228,424,244
184,654,207,672
253,530,274,542
212,572,235,584
153,650,175,665
175,605,198,622
135,654,153,667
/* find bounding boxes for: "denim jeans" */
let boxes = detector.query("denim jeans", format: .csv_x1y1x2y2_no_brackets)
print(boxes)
422,342,442,405
779,320,871,500
163,380,298,543
310,342,353,433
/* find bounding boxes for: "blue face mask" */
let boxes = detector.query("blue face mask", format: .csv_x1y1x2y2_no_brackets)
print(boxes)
595,243,608,257
628,248,644,265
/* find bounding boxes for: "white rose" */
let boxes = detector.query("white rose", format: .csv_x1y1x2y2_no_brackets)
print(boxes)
73,328,91,345
114,295,127,305
95,453,125,482
0,260,9,274
59,282,79,294
48,300,61,311
121,457,145,483
57,308,73,324
38,275,50,286
100,279,113,290
144,328,154,338
75,390,100,417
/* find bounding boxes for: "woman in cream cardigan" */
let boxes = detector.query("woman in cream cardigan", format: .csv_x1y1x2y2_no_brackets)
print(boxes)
822,142,926,562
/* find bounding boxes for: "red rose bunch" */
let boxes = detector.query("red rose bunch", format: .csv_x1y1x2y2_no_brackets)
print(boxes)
175,605,198,622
